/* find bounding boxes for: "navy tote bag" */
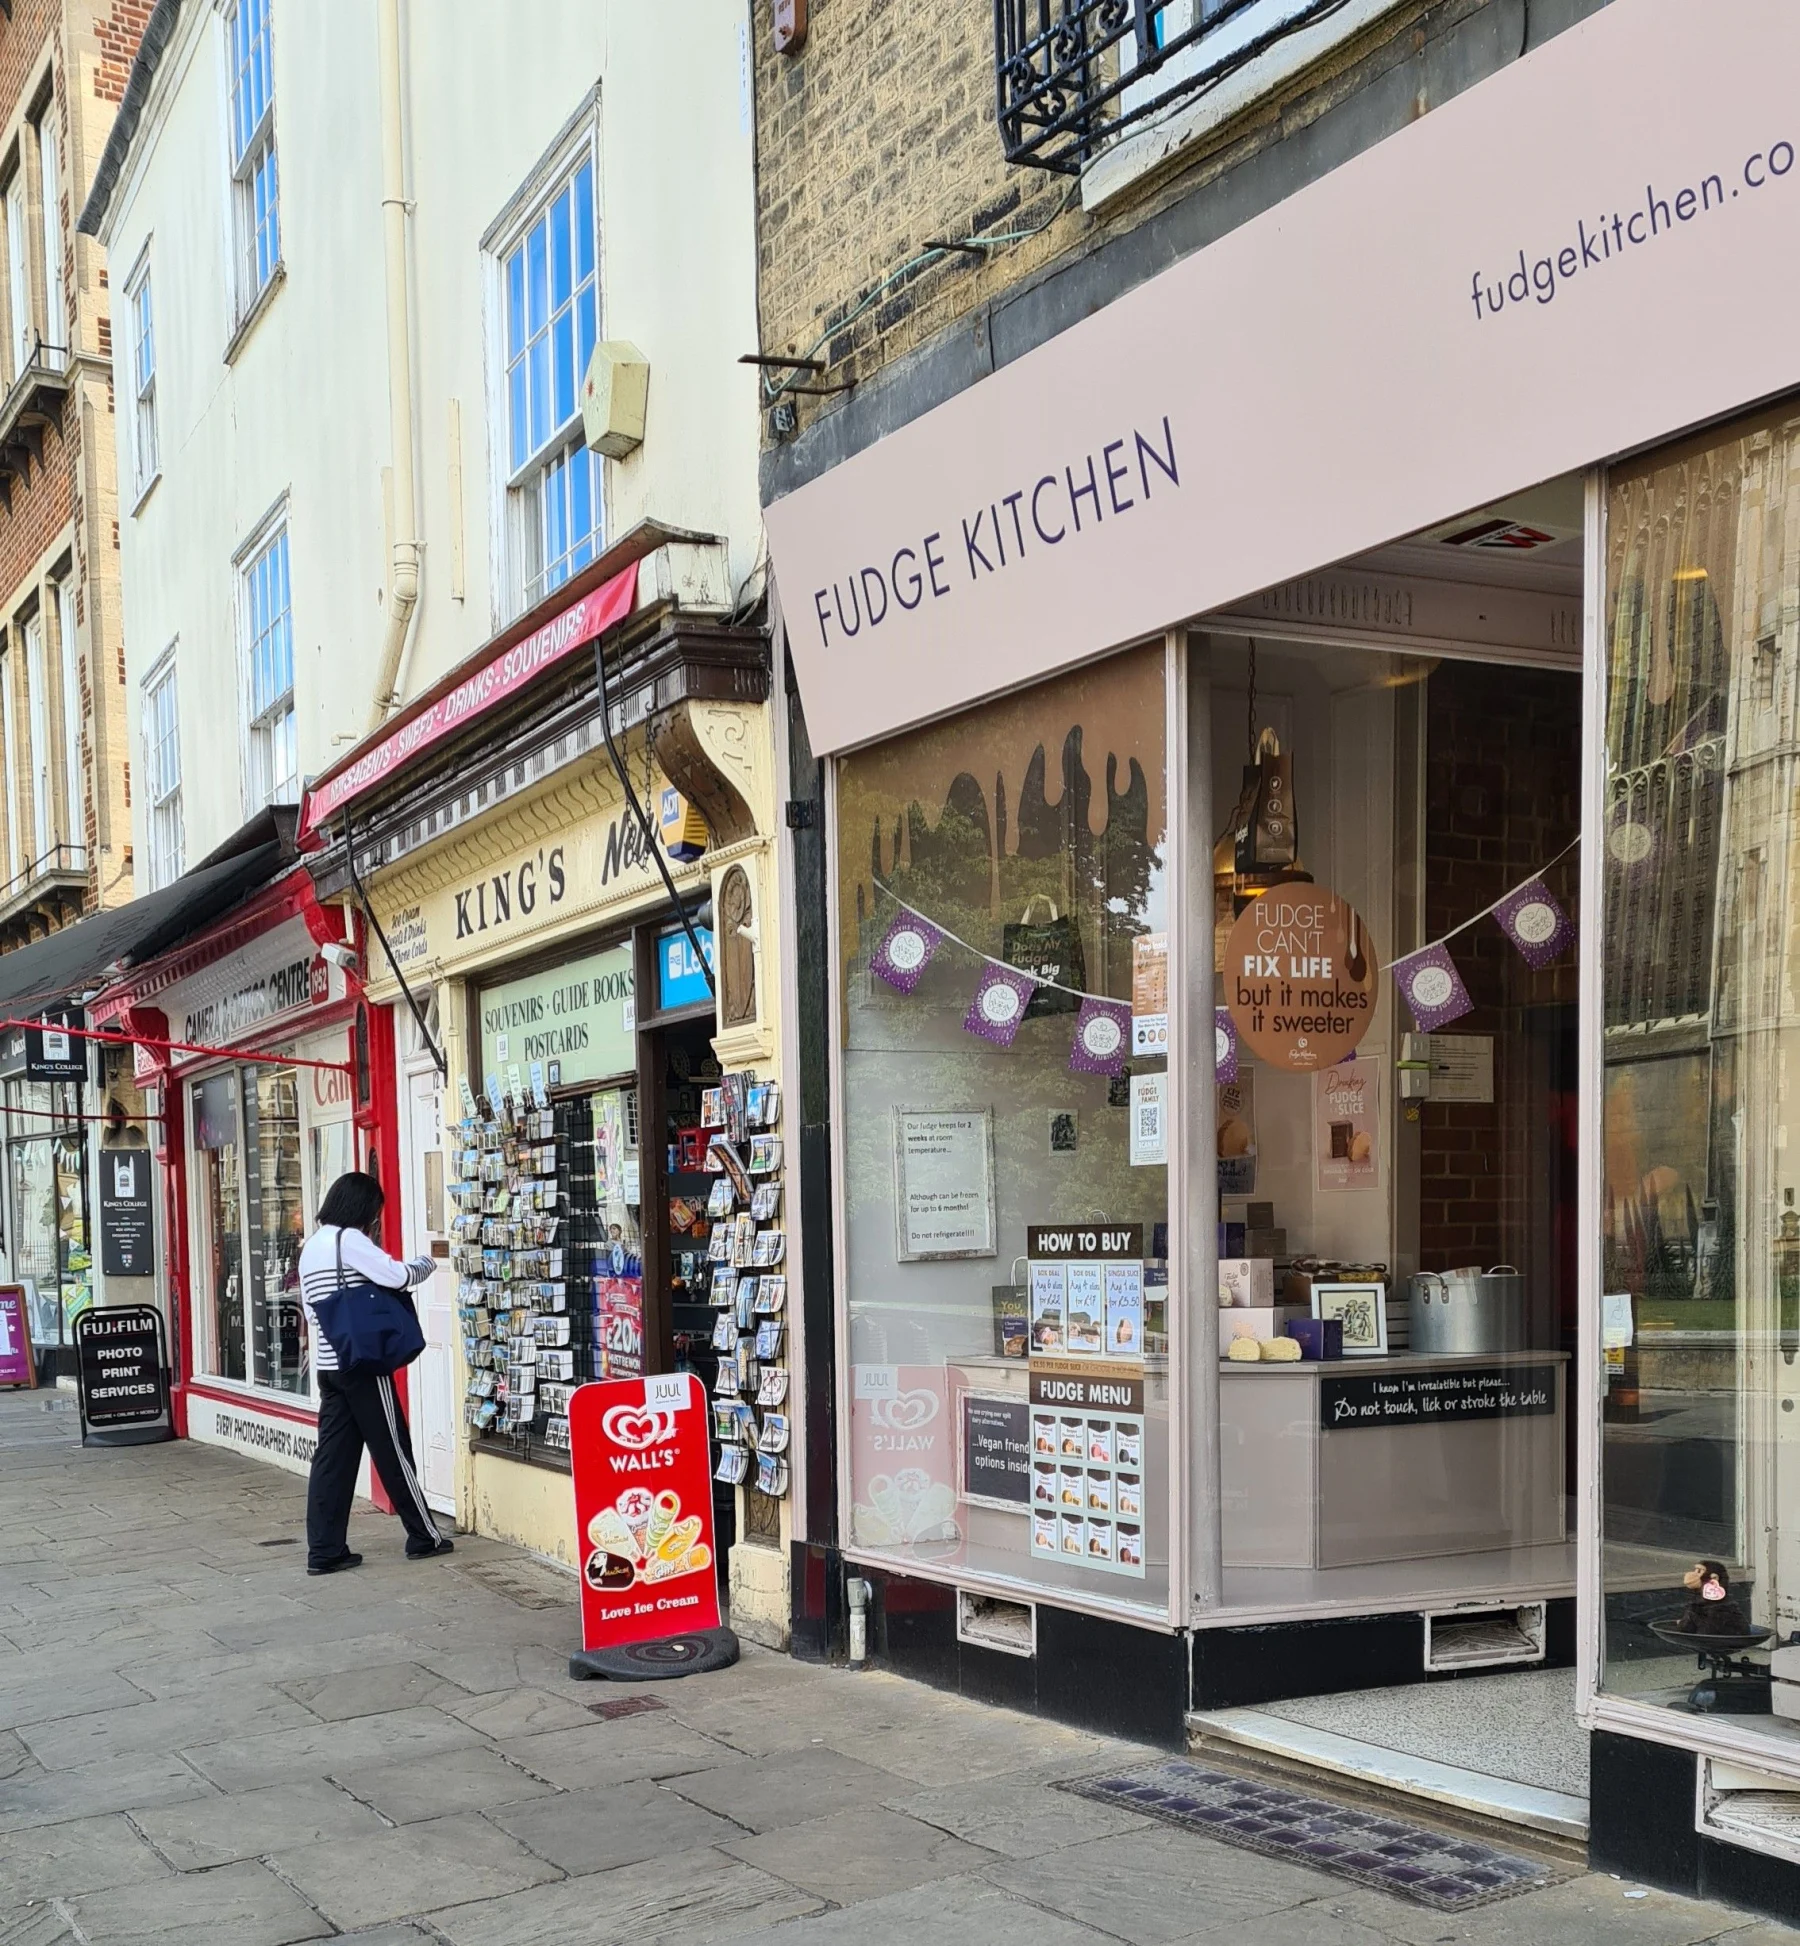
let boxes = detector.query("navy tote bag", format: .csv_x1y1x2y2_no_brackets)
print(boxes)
309,1231,426,1377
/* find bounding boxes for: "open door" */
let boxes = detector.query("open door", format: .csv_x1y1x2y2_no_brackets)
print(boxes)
404,1062,455,1515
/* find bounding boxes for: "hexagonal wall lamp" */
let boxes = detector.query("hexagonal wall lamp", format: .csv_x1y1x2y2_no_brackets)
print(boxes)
582,341,650,459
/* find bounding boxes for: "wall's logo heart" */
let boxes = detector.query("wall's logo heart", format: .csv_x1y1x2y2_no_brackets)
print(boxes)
875,1389,938,1431
602,1403,678,1450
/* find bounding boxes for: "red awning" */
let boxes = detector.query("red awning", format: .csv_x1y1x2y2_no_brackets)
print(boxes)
299,553,645,843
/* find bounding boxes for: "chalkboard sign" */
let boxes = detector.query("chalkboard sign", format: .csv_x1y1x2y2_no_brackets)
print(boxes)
961,1393,1031,1506
1321,1362,1557,1432
75,1306,173,1446
99,1148,155,1277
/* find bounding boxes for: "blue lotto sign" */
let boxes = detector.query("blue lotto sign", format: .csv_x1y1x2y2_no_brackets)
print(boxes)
659,927,714,1010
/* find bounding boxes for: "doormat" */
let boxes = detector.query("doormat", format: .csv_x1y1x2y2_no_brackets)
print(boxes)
1056,1761,1567,1912
454,1558,575,1610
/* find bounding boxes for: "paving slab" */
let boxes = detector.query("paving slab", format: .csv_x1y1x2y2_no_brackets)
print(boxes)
279,1660,469,1721
1324,1876,1779,1946
664,1742,911,1833
727,1872,1117,1944
982,1823,1332,1946
0,1670,149,1730
441,1684,598,1738
888,1766,1157,1857
0,1750,216,1834
425,1842,826,1945
333,1741,558,1823
130,1773,392,1868
720,1804,994,1901
60,1857,332,1946
18,1686,318,1770
0,1811,173,1904
486,1775,743,1872
270,1809,566,1929
499,1714,739,1790
179,1703,485,1791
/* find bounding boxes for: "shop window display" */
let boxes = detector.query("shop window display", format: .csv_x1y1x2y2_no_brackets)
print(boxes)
1207,641,1579,1611
6,1081,89,1351
1600,401,1800,1739
834,644,1170,1612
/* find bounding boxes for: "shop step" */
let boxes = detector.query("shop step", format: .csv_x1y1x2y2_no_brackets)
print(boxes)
1186,1706,1589,1845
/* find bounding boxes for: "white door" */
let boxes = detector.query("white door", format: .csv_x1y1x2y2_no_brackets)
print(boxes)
404,1064,455,1514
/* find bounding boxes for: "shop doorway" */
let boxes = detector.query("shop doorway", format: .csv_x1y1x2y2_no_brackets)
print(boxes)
402,1057,456,1514
1193,483,1592,1833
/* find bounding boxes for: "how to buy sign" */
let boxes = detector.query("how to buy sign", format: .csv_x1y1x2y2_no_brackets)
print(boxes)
570,1373,719,1651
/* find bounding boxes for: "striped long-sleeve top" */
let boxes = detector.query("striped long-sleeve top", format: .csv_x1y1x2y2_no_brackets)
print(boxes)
298,1225,434,1375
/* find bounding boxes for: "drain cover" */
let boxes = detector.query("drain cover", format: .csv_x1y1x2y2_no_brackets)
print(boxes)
1057,1762,1569,1912
587,1693,668,1721
258,1537,299,1547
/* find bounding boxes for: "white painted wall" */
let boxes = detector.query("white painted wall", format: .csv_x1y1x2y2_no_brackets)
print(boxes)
98,0,764,866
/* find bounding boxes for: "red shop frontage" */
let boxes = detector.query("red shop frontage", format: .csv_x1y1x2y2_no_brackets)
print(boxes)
91,866,409,1493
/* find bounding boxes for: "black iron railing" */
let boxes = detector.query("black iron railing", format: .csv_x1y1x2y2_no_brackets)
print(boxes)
995,0,1353,174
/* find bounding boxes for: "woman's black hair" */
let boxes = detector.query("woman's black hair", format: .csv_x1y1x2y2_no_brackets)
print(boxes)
317,1171,385,1234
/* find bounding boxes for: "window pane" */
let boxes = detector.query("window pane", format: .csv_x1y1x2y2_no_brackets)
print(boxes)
542,450,569,592
526,220,547,337
577,286,597,387
575,160,595,281
551,188,572,308
508,359,528,473
569,445,594,571
833,645,1171,1616
528,335,550,455
1598,399,1800,1767
552,309,575,427
506,249,525,357
245,1064,306,1393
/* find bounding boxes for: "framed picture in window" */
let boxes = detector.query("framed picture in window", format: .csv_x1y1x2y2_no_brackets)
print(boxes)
1311,1282,1387,1357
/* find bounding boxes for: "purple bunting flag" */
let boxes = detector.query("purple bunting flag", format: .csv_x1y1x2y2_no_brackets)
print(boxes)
1493,877,1574,970
1215,1007,1239,1084
871,908,943,993
1393,942,1475,1033
1069,998,1131,1075
964,964,1037,1047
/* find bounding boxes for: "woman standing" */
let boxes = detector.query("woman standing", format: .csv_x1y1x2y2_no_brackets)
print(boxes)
301,1171,454,1573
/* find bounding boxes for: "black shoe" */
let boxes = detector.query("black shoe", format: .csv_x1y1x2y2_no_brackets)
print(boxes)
406,1537,455,1559
307,1551,363,1577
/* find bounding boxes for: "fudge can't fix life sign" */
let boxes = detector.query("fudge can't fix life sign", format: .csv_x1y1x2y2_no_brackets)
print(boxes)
570,1374,720,1651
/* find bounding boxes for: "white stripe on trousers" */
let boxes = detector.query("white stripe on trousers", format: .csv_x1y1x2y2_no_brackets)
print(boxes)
377,1373,442,1543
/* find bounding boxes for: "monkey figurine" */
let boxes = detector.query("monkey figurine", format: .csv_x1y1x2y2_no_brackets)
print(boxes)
1675,1560,1749,1636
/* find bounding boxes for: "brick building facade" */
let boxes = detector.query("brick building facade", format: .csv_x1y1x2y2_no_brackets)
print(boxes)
0,0,141,949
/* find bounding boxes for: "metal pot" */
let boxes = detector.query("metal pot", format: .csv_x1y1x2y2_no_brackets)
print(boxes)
1408,1265,1526,1356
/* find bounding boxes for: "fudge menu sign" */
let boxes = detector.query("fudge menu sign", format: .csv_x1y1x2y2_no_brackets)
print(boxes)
1321,1363,1557,1432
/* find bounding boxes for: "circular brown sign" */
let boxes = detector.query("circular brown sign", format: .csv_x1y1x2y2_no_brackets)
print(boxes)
1224,886,1379,1072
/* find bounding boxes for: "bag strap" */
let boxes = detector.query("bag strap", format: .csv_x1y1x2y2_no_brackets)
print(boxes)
1018,894,1060,925
334,1228,347,1290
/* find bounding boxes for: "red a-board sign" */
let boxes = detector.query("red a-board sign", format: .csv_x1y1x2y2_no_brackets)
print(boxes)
0,1285,32,1387
570,1373,720,1651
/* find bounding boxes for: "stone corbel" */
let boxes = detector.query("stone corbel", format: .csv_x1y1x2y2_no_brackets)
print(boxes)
648,699,772,848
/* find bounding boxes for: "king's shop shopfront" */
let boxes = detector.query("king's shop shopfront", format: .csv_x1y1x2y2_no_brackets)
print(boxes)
763,1,1800,1907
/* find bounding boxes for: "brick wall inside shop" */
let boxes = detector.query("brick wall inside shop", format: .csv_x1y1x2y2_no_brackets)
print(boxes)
1418,663,1580,1270
753,0,1492,450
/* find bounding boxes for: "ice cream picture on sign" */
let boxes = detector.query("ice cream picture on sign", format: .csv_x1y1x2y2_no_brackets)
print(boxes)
1225,887,1378,1072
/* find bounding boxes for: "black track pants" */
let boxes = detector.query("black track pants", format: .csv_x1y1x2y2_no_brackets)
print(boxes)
306,1368,443,1566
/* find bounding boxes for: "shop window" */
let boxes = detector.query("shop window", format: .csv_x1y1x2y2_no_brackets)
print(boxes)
225,0,281,317
832,644,1169,1613
238,518,295,809
1598,400,1800,1752
191,1062,306,1395
6,1079,88,1350
490,132,602,618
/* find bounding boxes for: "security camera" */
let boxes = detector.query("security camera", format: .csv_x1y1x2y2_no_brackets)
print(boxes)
319,941,360,972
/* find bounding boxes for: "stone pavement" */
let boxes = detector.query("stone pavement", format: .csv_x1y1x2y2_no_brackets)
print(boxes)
0,1389,1793,1946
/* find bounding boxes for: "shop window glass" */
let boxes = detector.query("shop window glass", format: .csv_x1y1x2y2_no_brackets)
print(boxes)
244,1065,305,1393
1205,645,1578,1614
834,645,1170,1613
7,1080,89,1348
193,1072,245,1382
1600,402,1800,1745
